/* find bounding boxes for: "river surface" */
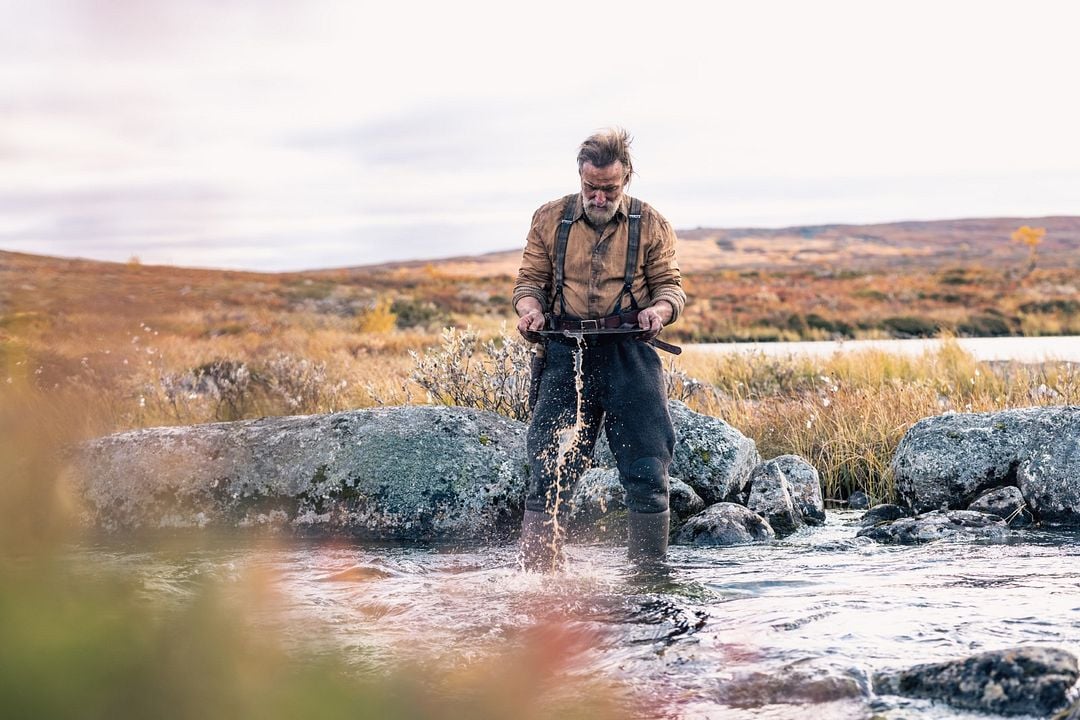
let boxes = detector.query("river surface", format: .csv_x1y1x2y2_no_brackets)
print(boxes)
74,513,1080,719
691,335,1080,362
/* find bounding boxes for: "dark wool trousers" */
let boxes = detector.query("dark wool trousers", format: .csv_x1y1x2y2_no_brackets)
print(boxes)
525,338,675,516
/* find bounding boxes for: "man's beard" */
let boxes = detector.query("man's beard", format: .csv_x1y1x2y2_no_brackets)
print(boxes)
583,195,619,226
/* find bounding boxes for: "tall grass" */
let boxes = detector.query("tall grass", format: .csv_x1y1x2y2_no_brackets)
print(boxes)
678,339,1080,503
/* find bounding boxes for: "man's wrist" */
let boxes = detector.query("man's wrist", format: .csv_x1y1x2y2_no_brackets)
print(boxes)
515,299,544,318
648,300,675,325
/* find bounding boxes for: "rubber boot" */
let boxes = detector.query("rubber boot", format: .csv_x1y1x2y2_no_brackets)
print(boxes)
519,509,564,572
627,510,670,562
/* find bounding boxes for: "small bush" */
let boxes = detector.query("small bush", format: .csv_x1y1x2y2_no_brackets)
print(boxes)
881,316,940,338
357,298,397,333
410,326,533,421
956,314,1013,337
390,298,443,329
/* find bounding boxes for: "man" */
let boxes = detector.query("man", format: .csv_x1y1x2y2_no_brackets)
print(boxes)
513,128,686,570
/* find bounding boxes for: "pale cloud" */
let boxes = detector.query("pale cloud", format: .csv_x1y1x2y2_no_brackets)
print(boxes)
1,0,1079,270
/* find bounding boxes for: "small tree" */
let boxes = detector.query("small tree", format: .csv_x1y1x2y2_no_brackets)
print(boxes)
1011,225,1046,275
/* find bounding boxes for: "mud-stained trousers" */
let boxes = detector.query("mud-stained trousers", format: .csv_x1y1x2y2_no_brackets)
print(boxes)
525,338,676,519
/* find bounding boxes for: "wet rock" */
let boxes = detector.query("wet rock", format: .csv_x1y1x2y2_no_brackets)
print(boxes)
892,406,1080,524
847,490,870,509
872,646,1078,716
746,455,825,536
855,504,914,527
673,503,774,546
568,468,704,538
717,660,870,707
968,486,1034,528
855,510,1008,544
771,454,826,524
746,462,802,537
595,400,760,505
73,406,528,541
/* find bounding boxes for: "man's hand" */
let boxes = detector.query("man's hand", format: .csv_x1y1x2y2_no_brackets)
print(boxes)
637,301,673,341
516,298,547,343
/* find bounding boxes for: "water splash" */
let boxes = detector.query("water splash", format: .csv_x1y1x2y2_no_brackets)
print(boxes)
540,333,587,572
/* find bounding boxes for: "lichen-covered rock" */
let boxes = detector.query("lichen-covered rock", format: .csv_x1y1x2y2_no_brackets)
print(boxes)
595,400,760,505
968,486,1034,528
568,468,704,538
769,454,826,524
892,406,1080,525
746,462,801,537
854,504,913,527
855,510,1008,545
674,503,774,546
873,646,1078,716
72,406,529,540
746,455,825,536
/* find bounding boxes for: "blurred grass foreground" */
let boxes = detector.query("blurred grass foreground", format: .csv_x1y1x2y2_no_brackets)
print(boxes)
0,389,633,719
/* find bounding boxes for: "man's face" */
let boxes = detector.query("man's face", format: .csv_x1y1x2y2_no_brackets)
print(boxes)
580,161,626,226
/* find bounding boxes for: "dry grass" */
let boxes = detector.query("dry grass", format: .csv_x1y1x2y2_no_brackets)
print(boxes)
3,249,1079,503
676,340,1080,503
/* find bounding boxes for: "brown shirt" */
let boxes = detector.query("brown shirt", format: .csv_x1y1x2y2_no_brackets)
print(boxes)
512,193,686,321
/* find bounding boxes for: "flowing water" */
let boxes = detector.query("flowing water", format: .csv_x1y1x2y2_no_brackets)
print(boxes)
72,514,1080,719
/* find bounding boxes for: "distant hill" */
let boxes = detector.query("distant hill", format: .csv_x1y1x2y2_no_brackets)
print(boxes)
327,216,1080,278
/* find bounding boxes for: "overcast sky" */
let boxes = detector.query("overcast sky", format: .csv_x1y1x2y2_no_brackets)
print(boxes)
2,0,1079,271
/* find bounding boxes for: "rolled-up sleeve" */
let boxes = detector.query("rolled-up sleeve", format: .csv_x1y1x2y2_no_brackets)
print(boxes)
512,207,552,311
644,214,686,322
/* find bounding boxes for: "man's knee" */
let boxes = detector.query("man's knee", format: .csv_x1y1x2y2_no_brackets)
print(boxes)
624,456,669,513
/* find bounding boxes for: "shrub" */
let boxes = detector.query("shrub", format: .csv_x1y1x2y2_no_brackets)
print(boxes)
356,298,397,333
881,316,940,338
410,326,533,421
390,298,443,329
956,314,1013,337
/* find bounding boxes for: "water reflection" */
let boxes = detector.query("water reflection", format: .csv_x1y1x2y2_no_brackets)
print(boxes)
71,512,1080,719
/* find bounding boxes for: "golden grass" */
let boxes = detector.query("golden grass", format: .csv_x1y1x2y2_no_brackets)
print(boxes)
675,340,1079,503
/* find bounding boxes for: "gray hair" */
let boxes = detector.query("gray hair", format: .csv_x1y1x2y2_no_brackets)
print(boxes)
576,127,635,182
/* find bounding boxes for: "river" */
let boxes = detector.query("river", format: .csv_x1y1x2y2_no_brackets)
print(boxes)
690,335,1080,362
75,513,1080,719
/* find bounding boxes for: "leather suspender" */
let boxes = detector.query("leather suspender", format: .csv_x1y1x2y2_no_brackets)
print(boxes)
615,197,643,314
552,194,577,318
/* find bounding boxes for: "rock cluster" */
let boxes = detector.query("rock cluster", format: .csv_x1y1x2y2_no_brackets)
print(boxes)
74,401,1080,549
893,406,1080,526
72,399,824,546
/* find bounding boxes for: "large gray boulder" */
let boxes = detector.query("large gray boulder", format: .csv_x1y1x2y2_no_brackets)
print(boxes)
595,400,760,505
674,503,775,546
873,646,1078,717
73,406,529,540
855,510,1008,545
893,406,1080,525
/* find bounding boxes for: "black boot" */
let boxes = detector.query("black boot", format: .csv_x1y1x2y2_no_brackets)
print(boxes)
627,510,669,561
519,509,565,572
